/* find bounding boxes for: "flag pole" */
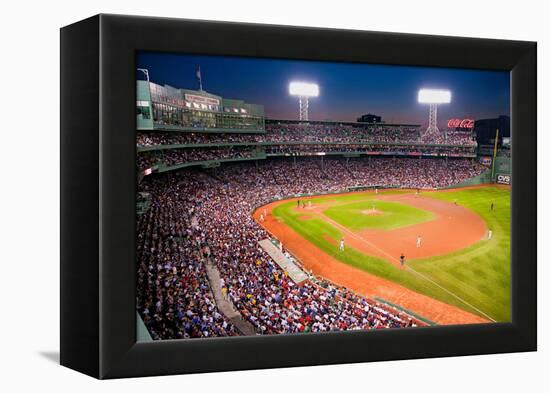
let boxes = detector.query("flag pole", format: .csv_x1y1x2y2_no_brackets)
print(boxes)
197,66,203,91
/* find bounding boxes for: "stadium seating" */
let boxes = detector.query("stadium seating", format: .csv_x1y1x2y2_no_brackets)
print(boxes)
136,156,486,338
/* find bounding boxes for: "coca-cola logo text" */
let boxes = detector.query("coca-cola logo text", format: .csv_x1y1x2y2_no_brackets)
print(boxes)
447,118,475,128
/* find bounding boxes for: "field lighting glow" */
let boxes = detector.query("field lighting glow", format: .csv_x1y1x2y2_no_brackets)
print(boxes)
418,89,452,104
289,82,319,97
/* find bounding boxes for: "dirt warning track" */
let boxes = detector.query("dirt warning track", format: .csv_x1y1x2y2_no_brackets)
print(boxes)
254,190,489,325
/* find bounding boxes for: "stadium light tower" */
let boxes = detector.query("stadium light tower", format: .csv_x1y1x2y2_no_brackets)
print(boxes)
289,82,319,121
418,89,451,140
137,68,150,82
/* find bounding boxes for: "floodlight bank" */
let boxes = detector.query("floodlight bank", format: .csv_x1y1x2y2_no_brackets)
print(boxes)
418,89,452,104
289,82,320,97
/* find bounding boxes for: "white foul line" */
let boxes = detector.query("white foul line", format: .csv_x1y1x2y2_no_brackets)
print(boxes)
321,213,496,322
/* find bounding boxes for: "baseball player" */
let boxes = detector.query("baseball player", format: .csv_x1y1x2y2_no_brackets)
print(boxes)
400,253,405,267
488,229,493,240
416,235,422,248
339,238,345,252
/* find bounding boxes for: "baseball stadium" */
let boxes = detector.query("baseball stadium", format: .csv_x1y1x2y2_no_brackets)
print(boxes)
135,58,511,340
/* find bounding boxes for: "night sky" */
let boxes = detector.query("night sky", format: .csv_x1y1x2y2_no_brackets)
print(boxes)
137,52,510,127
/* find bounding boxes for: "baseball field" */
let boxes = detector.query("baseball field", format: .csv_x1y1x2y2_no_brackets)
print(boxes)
254,185,510,325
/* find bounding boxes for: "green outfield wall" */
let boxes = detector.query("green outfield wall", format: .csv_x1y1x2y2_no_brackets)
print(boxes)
440,170,492,189
493,156,511,175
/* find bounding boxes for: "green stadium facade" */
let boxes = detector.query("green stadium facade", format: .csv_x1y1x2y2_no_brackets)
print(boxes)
137,80,265,133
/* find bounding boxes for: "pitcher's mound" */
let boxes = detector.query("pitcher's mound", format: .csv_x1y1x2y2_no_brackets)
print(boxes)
361,209,383,216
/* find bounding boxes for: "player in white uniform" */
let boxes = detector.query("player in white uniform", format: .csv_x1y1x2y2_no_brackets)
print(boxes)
416,235,422,248
488,229,493,240
339,238,345,252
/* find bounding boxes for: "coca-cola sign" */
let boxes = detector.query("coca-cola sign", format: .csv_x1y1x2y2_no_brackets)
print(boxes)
447,118,475,128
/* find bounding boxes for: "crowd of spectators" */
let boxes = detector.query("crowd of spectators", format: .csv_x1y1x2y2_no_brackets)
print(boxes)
443,131,477,145
138,146,258,170
137,153,162,171
344,157,485,188
137,124,476,170
137,177,239,339
136,123,476,147
422,130,475,145
137,132,263,146
137,156,487,339
136,124,477,171
161,146,257,166
265,143,475,156
264,123,423,143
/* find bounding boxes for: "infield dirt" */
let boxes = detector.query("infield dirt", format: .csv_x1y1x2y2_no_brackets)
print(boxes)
301,193,487,265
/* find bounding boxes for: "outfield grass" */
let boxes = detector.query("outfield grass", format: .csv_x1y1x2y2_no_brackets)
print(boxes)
324,200,434,231
409,187,510,321
272,186,510,322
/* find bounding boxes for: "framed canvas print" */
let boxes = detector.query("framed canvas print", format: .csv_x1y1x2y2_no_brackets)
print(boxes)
60,14,536,379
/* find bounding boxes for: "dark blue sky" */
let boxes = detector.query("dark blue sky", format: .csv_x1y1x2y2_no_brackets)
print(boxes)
137,52,510,126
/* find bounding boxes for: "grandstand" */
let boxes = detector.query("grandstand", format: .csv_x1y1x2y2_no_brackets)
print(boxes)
137,117,478,176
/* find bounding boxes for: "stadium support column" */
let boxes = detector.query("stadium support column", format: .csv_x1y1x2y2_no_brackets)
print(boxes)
289,82,318,122
418,89,451,141
425,104,439,138
299,96,309,121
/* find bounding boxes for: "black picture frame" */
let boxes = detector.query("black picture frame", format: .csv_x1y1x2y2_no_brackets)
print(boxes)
60,14,537,379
